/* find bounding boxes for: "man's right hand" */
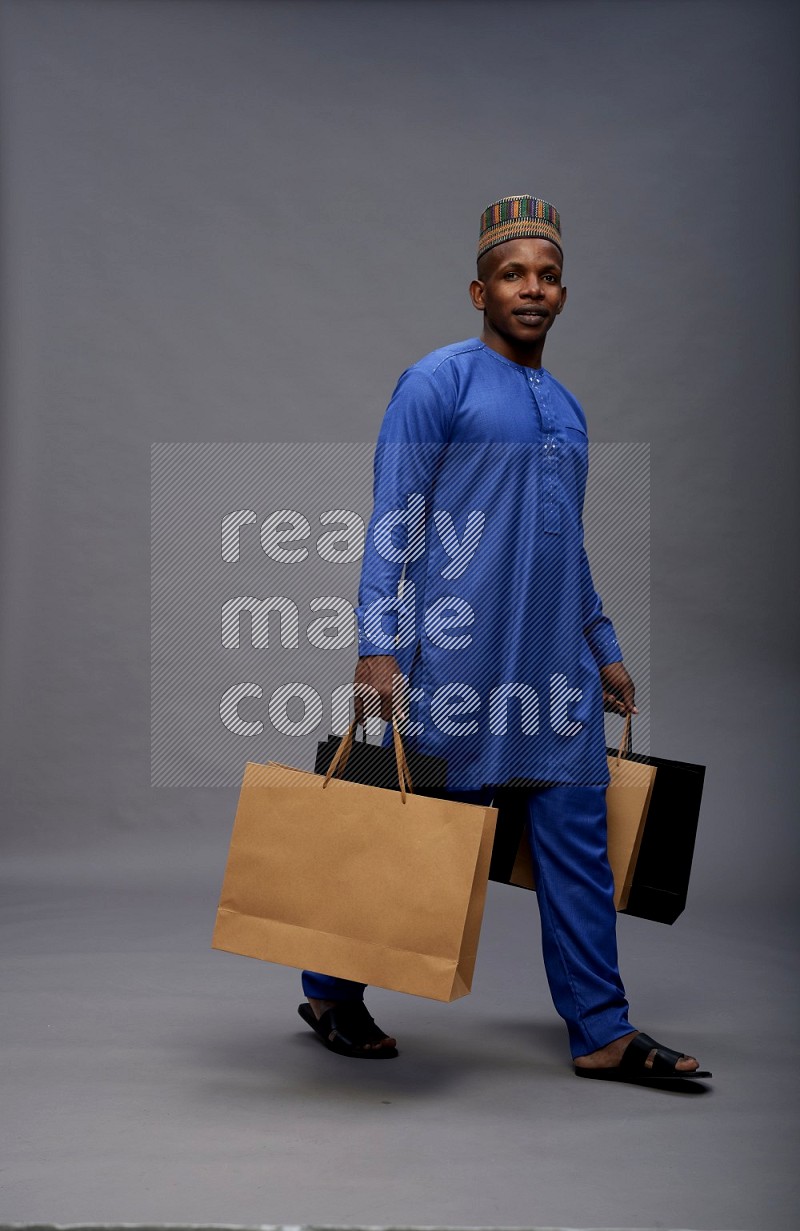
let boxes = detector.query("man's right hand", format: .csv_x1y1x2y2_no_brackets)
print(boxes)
353,654,407,726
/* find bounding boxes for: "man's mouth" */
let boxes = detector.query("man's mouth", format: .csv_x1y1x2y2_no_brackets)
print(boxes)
512,307,548,322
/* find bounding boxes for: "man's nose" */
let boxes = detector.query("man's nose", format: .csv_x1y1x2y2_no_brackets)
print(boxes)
519,279,544,298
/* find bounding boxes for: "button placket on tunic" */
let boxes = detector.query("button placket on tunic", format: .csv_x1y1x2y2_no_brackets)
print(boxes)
528,369,561,535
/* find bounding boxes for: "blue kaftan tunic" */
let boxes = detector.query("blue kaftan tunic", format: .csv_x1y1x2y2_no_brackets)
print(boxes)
354,338,623,791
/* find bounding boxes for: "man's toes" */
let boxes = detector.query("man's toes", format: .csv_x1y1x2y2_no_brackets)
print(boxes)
676,1054,699,1071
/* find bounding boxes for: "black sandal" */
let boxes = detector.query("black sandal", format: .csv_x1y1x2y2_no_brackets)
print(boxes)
574,1031,711,1084
297,1001,399,1059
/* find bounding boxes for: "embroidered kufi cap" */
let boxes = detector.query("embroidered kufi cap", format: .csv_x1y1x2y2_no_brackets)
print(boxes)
478,195,562,259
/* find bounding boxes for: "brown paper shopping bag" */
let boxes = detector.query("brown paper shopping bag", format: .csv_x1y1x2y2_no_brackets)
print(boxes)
492,714,657,911
212,722,499,1002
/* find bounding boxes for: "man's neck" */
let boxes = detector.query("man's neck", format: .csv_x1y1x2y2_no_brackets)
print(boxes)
480,329,545,370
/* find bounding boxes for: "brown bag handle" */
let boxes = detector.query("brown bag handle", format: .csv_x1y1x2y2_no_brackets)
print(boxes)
322,717,414,803
323,720,356,783
391,723,414,799
613,712,633,767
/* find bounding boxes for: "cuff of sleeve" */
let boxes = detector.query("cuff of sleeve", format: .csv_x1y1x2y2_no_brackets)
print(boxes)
356,607,398,657
585,621,623,670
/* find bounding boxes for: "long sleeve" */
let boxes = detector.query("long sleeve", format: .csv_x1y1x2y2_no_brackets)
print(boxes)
355,367,452,656
579,544,623,668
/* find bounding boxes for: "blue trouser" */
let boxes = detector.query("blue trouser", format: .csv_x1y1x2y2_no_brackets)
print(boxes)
302,783,633,1059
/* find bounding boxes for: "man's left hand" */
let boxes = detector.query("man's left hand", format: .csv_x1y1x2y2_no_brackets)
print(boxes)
599,661,637,716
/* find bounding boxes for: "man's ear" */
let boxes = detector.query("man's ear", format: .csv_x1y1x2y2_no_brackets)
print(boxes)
469,279,485,311
556,285,567,314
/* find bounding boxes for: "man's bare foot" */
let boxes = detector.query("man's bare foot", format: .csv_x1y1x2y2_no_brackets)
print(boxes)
307,998,397,1052
574,1029,700,1072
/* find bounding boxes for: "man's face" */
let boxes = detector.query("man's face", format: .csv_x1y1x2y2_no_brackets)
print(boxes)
470,237,567,348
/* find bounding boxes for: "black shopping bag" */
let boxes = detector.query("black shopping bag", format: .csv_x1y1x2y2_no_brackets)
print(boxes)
613,748,705,924
489,721,705,925
315,726,449,793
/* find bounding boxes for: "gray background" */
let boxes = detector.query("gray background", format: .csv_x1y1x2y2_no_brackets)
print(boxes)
1,1,798,1228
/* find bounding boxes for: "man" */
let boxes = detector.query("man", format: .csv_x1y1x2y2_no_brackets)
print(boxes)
297,196,709,1085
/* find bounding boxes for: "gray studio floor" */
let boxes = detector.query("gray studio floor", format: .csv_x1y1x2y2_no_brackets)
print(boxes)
2,840,797,1231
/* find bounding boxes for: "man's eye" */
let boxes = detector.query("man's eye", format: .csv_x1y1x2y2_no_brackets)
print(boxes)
503,271,519,279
